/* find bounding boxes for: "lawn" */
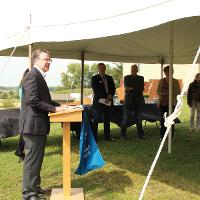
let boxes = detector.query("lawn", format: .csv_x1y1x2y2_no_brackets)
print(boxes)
1,100,200,200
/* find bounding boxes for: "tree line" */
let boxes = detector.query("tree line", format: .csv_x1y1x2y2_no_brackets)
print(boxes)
0,62,123,98
61,62,123,90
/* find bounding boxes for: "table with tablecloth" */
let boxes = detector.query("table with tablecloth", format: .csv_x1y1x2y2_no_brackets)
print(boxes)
84,103,161,128
0,104,179,142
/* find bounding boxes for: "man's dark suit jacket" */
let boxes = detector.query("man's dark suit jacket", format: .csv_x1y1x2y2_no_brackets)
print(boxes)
123,74,144,107
91,74,116,109
19,67,60,135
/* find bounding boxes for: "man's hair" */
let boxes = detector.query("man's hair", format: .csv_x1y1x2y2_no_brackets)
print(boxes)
20,68,29,86
163,65,169,72
195,73,200,79
196,73,200,77
31,49,50,66
131,64,138,73
131,64,138,69
97,63,106,68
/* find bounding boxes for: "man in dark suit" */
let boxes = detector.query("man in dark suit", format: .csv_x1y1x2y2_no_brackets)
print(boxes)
19,49,66,200
120,64,145,140
91,63,116,141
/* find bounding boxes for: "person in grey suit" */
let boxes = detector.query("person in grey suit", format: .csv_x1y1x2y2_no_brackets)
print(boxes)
91,63,116,141
19,49,66,200
120,64,145,140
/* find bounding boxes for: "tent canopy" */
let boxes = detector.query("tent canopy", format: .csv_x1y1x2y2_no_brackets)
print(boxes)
0,0,200,64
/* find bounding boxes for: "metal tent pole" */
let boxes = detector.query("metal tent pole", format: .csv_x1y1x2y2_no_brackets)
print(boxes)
28,14,32,70
80,51,85,105
168,21,174,154
161,57,164,79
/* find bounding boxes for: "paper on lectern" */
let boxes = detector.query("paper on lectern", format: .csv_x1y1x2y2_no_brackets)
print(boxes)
64,105,83,110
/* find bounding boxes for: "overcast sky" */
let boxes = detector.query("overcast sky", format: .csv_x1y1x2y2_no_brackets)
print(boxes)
0,57,78,87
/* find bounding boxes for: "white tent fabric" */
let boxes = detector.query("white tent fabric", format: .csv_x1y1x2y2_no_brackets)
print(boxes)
0,0,200,63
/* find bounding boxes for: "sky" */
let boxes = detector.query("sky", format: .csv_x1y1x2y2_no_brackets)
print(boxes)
0,57,78,87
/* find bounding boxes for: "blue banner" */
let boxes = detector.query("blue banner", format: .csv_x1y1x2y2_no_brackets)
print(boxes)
75,111,105,175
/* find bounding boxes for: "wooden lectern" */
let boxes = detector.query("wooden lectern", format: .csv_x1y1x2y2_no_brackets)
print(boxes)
49,108,84,200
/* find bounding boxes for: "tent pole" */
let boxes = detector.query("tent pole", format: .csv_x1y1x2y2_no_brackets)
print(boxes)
161,57,164,79
28,14,32,70
168,21,174,154
28,44,32,70
80,51,85,105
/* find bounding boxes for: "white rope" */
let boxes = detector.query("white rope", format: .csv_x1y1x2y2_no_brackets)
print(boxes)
0,27,29,74
0,46,17,74
138,45,200,200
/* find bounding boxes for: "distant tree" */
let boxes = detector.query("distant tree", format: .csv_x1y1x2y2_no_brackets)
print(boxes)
60,62,123,90
1,92,8,99
8,90,15,99
61,63,96,89
0,99,15,108
87,63,98,88
14,93,20,99
106,63,123,88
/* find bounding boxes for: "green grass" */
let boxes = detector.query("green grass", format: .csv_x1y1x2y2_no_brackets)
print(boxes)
1,99,200,200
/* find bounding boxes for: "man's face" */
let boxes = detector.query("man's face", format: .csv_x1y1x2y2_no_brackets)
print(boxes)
35,52,52,72
98,64,106,76
164,70,169,78
195,74,200,82
131,65,138,76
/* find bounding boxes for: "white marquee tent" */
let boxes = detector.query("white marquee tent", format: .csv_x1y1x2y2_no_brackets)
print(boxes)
0,0,200,64
0,0,200,154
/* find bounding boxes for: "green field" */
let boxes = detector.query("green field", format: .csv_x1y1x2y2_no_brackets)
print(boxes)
1,100,200,200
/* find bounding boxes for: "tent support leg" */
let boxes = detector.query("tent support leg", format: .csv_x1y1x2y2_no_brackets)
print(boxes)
168,21,174,154
81,51,85,105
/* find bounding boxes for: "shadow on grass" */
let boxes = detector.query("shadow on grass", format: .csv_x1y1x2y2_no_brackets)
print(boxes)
98,124,200,196
73,170,133,197
43,170,132,199
0,126,78,153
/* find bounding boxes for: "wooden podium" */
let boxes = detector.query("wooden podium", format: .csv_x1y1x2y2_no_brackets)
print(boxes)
49,108,84,200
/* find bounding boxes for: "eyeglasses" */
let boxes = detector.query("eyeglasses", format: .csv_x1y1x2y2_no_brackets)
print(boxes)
38,58,52,63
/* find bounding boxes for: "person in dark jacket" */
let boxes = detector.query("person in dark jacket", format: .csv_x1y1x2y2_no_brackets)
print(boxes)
19,49,66,200
187,73,200,132
91,63,116,141
120,64,145,140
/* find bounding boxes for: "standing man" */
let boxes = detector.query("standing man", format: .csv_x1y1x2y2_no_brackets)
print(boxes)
19,49,66,200
187,73,200,132
120,64,145,140
91,63,116,141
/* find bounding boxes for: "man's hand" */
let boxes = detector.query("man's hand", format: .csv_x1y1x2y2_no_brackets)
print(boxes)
107,94,113,101
125,87,133,93
55,105,67,112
